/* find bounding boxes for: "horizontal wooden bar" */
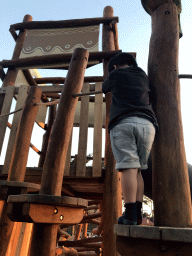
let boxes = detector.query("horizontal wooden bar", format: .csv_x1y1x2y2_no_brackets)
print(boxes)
10,17,119,31
34,76,104,84
179,74,192,79
0,50,122,69
58,236,102,247
7,122,41,155
73,90,103,97
81,212,102,222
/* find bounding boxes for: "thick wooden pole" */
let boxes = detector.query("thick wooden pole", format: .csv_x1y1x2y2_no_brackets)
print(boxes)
102,6,122,256
0,15,33,113
30,48,89,256
0,87,41,256
147,2,192,227
7,86,42,181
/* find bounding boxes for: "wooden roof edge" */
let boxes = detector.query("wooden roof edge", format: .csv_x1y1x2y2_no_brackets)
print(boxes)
10,16,119,31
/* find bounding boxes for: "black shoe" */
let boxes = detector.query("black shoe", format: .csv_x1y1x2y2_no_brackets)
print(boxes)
118,214,137,225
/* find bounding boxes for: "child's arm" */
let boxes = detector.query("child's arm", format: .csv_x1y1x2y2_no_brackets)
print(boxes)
102,76,110,94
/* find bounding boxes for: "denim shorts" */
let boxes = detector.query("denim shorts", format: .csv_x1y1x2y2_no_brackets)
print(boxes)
110,116,155,170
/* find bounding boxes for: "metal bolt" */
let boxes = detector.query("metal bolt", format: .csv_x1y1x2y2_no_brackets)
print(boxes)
60,215,64,221
54,208,58,214
165,11,170,15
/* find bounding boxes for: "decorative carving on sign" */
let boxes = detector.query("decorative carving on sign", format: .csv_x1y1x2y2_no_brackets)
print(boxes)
20,25,100,58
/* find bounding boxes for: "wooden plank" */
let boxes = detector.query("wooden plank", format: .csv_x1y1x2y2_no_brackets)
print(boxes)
3,85,29,174
0,86,15,156
76,83,90,177
5,222,23,256
92,83,103,177
18,223,33,256
64,130,73,176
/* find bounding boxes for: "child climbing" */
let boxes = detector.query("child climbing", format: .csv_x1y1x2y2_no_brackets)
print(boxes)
102,52,158,225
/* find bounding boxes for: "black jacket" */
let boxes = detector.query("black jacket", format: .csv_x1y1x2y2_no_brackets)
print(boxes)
102,66,158,132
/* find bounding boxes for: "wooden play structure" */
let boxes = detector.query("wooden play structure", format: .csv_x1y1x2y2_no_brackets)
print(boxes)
0,1,192,256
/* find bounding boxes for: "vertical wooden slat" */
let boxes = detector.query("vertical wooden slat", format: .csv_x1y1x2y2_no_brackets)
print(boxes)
93,83,103,177
5,222,22,256
38,103,57,167
16,223,33,256
0,86,15,156
3,84,29,174
64,130,73,176
76,83,90,177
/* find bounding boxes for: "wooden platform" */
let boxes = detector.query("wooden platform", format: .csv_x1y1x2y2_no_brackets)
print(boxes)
0,166,104,200
114,224,192,256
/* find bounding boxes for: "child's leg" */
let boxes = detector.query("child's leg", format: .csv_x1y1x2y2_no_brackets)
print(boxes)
136,169,144,224
121,168,138,203
136,169,144,202
118,168,138,225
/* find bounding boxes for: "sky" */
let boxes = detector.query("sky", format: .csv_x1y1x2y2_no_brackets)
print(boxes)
0,0,192,166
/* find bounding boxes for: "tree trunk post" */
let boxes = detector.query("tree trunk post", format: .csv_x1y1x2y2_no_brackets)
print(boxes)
102,6,122,256
0,86,41,256
0,15,33,113
147,2,192,227
29,48,89,256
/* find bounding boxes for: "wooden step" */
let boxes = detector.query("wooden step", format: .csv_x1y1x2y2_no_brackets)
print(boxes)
114,224,192,256
7,194,87,224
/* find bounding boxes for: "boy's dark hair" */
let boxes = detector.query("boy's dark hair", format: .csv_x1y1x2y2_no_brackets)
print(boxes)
108,52,138,73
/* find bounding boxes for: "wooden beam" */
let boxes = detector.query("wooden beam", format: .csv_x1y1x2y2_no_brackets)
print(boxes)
35,76,104,84
147,2,192,227
10,17,119,31
0,50,122,69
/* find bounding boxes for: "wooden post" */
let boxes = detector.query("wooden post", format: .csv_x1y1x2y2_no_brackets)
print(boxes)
147,2,192,227
102,6,122,256
8,86,42,181
29,48,89,256
0,87,41,256
0,15,33,113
